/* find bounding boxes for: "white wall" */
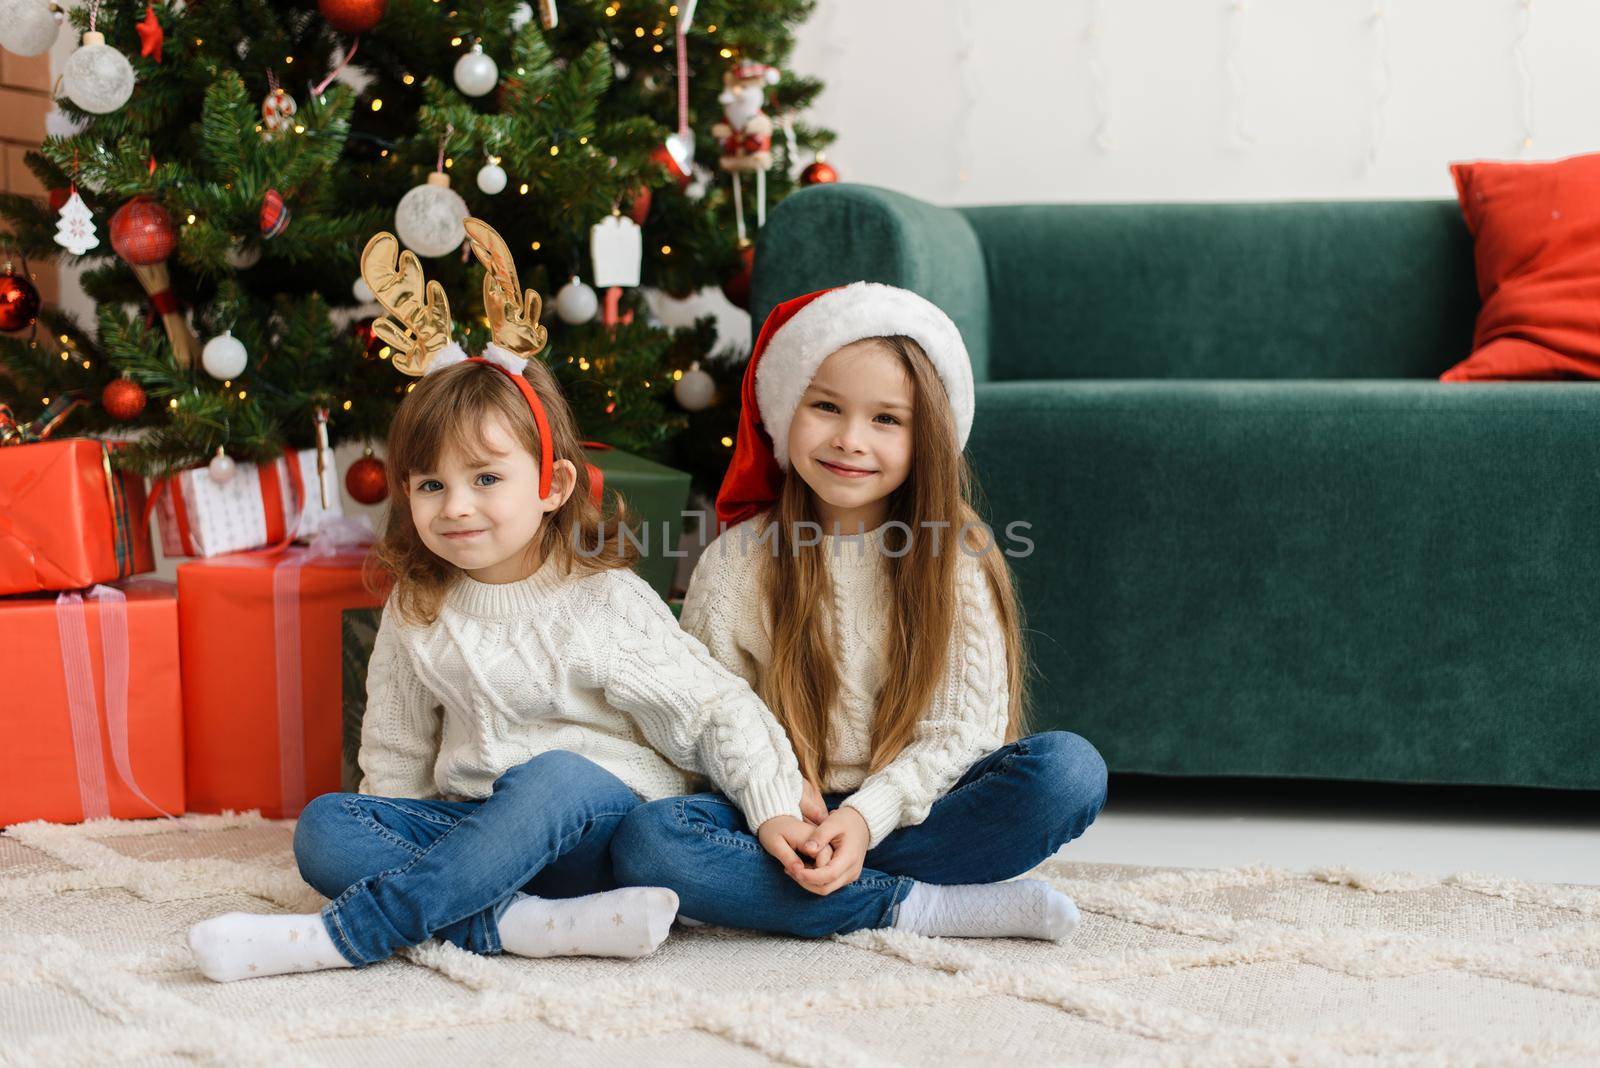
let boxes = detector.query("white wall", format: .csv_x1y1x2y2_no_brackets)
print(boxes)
789,0,1600,204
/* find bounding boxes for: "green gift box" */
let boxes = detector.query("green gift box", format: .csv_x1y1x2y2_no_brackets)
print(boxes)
586,445,692,600
339,447,691,791
341,606,382,792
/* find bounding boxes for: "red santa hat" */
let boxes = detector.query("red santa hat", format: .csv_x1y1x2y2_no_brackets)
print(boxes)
729,59,780,85
715,281,975,528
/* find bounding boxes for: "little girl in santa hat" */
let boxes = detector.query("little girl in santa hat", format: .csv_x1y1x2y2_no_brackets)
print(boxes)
611,282,1107,940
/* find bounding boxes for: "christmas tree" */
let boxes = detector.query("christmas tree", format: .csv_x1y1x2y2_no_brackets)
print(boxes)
0,0,834,493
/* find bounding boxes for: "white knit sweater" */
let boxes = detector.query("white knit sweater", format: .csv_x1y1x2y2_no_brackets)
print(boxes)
357,560,805,829
680,519,1011,849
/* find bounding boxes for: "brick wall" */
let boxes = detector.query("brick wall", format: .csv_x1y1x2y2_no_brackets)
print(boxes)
0,48,57,310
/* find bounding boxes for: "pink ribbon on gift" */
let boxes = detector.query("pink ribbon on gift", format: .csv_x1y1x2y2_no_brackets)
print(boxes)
270,516,375,816
54,583,178,821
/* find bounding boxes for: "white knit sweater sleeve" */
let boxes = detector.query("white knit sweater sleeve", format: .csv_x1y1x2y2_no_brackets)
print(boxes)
680,537,763,692
356,603,444,799
583,569,805,829
680,535,804,798
840,560,1011,848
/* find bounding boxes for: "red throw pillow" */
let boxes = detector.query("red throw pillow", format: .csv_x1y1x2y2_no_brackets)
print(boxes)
1441,152,1600,380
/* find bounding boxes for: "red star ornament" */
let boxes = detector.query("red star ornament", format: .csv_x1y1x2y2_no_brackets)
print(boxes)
136,4,164,63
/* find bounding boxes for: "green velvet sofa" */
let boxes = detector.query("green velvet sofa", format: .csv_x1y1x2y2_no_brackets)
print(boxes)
749,183,1600,792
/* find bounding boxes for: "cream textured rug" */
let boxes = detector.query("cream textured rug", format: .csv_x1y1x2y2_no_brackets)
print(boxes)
2,813,1598,1067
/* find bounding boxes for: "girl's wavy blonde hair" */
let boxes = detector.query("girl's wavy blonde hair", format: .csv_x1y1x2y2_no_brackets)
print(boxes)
368,358,637,625
757,335,1029,786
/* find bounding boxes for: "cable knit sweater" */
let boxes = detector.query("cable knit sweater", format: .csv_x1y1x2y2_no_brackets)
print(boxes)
680,519,1010,849
357,559,805,830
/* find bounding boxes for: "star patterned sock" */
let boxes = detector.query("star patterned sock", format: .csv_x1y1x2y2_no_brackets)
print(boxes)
187,912,354,982
497,887,679,959
890,879,1080,941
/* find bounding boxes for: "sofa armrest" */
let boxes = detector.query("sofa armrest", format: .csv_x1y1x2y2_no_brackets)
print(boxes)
750,184,992,381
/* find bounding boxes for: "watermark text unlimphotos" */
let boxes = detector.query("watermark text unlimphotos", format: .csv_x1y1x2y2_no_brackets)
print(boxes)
573,511,1034,559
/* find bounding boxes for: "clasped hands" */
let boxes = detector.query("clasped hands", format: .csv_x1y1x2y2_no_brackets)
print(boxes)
756,779,870,896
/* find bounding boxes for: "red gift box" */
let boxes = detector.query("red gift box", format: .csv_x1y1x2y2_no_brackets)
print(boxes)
0,582,184,826
178,546,385,818
0,438,155,596
153,447,345,559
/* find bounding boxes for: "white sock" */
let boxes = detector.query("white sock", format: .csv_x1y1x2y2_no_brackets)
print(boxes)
498,887,679,959
890,879,1080,941
188,913,354,982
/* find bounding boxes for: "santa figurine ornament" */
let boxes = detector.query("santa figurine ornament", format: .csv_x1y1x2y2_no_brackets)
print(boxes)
712,59,780,245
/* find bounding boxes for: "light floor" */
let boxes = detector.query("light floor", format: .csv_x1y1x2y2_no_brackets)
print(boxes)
1065,775,1600,887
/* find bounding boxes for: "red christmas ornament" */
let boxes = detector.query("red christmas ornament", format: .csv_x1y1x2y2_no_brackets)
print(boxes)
345,453,388,505
800,160,838,186
319,0,388,35
101,377,147,421
48,187,70,212
721,242,755,310
259,188,290,239
109,197,175,266
625,184,652,225
0,272,40,331
350,316,382,358
136,3,164,63
650,143,692,191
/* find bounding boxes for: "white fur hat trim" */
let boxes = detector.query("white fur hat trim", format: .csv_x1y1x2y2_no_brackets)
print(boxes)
755,281,974,469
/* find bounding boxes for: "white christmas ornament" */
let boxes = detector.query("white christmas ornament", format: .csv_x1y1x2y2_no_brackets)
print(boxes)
352,276,374,303
554,276,598,324
476,160,507,195
201,330,248,380
63,31,136,115
395,172,468,257
224,240,261,269
590,214,641,288
510,2,534,30
674,361,715,411
208,449,236,485
0,0,59,57
44,105,87,140
453,43,499,98
53,191,98,256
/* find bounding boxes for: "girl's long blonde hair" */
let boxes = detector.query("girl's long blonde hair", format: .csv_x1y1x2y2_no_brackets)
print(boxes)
370,358,637,625
757,336,1028,786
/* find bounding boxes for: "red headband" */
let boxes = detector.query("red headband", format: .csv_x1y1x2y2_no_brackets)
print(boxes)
468,356,555,500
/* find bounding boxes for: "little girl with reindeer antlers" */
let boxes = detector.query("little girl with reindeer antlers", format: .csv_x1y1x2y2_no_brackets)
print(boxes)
612,283,1108,940
187,220,817,981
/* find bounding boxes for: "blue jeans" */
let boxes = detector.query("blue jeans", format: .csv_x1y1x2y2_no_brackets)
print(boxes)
610,731,1107,938
292,750,642,965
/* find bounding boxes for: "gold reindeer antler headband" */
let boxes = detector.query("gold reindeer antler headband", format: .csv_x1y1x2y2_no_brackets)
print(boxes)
359,218,551,375
359,232,454,377
358,219,556,497
464,217,549,360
